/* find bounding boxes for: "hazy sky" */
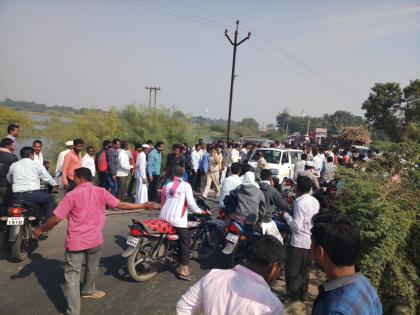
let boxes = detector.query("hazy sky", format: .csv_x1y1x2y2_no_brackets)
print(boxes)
1,0,419,124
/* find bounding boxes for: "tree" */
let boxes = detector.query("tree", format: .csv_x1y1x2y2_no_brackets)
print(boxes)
238,118,259,133
362,82,403,141
0,107,34,136
402,79,420,126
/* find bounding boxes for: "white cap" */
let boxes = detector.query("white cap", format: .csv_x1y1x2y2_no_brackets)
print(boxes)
65,140,73,146
306,161,314,167
142,144,150,148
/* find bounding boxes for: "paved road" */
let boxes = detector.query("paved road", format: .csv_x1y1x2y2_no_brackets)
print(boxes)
0,208,215,315
0,194,321,315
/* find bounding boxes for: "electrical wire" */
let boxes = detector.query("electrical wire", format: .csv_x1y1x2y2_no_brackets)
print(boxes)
118,0,361,101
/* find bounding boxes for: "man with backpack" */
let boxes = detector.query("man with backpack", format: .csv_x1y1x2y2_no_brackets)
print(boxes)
97,139,119,197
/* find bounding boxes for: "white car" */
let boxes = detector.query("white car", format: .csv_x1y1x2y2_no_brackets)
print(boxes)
248,148,304,182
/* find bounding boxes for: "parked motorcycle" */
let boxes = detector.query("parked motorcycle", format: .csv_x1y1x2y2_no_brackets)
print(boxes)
221,214,262,268
121,200,222,282
0,202,45,261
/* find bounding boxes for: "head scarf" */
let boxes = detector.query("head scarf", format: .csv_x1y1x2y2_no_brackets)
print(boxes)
242,171,260,188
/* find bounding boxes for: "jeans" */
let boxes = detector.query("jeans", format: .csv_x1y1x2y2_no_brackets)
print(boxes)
64,245,103,315
102,173,118,197
148,175,160,202
13,190,56,218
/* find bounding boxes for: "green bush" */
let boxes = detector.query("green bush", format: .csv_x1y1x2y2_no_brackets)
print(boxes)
336,142,420,314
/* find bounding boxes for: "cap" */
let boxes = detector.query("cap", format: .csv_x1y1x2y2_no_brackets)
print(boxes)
65,141,73,146
306,161,314,167
142,144,150,148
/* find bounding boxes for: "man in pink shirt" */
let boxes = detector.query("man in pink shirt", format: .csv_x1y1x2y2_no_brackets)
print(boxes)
176,235,285,315
35,167,157,315
62,138,84,191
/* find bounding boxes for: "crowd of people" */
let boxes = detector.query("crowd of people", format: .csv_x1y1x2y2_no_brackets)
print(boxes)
0,123,382,315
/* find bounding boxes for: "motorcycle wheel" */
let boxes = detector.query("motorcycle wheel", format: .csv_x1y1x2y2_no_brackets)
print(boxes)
10,225,37,262
224,244,244,269
197,226,222,262
127,239,166,282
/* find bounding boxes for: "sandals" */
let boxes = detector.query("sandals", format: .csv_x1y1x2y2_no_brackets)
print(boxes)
178,273,194,281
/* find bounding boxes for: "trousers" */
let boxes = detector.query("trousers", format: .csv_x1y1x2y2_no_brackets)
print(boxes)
64,245,103,315
13,190,56,218
285,245,312,300
202,171,220,198
176,228,191,265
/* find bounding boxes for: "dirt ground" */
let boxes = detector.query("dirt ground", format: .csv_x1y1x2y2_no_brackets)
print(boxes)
272,267,326,315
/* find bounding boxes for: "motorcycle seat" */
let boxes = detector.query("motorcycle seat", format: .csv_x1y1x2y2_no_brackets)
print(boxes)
141,220,177,235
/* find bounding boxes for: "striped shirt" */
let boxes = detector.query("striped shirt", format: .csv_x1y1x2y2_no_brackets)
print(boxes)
312,273,382,315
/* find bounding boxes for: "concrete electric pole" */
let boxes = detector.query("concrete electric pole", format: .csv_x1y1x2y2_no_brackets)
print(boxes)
225,20,250,141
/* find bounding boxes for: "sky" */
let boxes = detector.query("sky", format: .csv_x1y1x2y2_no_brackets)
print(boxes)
0,0,419,125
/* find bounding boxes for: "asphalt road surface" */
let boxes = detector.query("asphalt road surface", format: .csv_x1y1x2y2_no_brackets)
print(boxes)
0,194,321,315
0,209,216,315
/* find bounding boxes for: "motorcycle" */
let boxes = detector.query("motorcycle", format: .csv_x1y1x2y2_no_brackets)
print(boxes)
221,214,262,268
121,200,222,282
0,201,45,261
313,180,340,215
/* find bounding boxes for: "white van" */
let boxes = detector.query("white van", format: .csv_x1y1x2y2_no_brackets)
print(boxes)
248,148,303,182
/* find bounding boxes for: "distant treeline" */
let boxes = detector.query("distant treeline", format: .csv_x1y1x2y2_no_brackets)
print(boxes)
0,98,106,115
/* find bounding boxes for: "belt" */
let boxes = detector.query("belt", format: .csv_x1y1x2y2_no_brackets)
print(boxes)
14,190,41,194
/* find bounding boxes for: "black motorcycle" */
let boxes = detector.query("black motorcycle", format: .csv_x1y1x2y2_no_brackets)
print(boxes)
121,200,222,282
221,214,261,268
0,201,45,261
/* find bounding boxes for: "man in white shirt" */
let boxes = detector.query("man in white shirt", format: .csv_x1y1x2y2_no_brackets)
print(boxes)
55,141,73,183
135,144,150,204
7,147,57,217
176,235,285,315
190,144,201,192
32,140,44,166
81,146,96,177
230,143,240,164
312,148,325,177
280,175,319,301
160,166,206,281
117,141,132,201
219,162,242,209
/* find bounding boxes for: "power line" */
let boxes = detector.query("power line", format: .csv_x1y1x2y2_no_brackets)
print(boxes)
119,0,225,29
164,0,360,100
119,0,360,101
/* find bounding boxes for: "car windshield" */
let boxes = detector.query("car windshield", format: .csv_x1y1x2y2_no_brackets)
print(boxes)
250,150,282,164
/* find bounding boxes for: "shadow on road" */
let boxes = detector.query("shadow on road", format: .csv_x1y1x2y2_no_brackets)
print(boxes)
100,254,135,283
10,253,66,313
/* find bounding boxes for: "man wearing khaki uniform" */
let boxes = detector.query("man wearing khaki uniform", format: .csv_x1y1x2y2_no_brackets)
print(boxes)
202,148,221,199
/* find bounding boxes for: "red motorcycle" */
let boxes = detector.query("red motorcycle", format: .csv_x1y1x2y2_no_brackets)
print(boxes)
121,200,221,282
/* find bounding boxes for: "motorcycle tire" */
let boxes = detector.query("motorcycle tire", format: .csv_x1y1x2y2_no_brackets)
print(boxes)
127,240,165,282
197,226,222,262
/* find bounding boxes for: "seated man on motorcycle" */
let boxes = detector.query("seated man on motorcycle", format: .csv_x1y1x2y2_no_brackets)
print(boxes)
228,171,266,223
259,169,291,243
159,166,209,281
7,147,57,218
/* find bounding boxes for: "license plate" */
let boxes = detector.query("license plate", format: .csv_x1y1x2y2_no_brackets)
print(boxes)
226,233,239,244
126,236,140,247
7,217,24,225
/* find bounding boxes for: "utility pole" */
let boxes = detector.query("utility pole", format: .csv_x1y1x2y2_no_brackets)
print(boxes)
225,20,250,141
153,86,161,113
145,86,161,116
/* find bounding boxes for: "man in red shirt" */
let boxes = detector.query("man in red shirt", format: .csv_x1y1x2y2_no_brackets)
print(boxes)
35,167,157,315
62,138,84,191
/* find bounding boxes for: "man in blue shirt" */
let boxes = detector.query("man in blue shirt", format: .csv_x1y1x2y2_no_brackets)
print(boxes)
198,145,210,193
147,141,164,202
311,213,382,315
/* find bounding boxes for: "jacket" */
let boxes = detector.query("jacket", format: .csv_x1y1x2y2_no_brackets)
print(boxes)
231,184,266,222
259,181,290,223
